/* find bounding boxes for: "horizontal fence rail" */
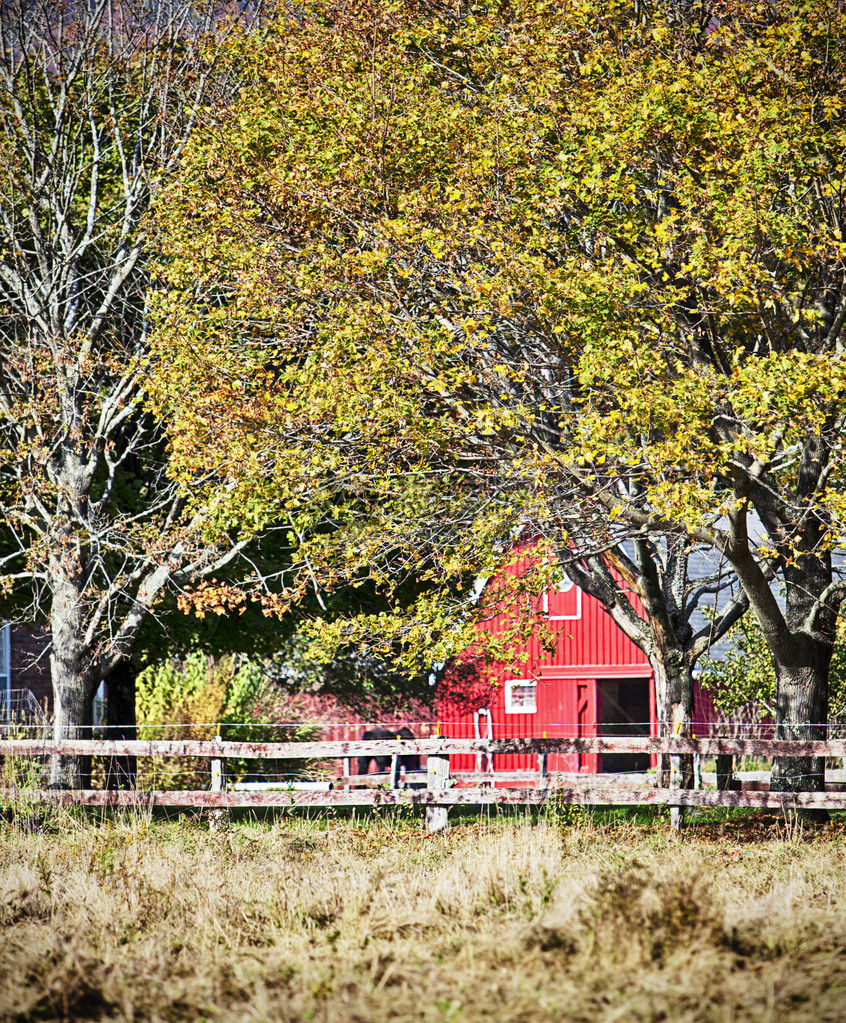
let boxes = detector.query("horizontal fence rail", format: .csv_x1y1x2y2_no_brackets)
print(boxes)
3,736,845,830
2,736,846,758
27,788,846,811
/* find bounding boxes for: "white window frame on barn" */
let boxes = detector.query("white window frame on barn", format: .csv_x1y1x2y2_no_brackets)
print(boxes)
542,574,582,620
504,679,537,714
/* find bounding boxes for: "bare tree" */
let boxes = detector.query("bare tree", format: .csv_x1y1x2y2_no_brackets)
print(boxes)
0,0,266,787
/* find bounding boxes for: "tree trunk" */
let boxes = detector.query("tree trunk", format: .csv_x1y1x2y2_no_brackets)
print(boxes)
105,660,137,790
651,652,694,828
48,574,94,790
49,669,95,789
768,531,833,815
651,653,694,781
771,653,829,797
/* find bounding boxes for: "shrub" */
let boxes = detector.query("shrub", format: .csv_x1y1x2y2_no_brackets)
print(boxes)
136,653,319,789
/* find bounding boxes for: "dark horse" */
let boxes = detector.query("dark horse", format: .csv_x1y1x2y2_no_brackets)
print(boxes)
357,726,421,776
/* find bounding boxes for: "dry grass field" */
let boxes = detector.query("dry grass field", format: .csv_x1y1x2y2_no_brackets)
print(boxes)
2,806,846,1022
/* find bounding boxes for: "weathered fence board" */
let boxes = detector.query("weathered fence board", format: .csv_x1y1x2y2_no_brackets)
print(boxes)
11,786,846,810
3,736,846,758
5,737,846,822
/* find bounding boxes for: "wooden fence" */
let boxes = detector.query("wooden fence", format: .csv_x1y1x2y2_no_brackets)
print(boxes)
2,735,845,830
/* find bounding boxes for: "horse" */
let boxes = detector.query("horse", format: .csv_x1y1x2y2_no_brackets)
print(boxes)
357,726,421,777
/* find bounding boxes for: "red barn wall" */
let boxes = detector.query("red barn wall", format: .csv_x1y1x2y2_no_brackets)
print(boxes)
439,552,683,780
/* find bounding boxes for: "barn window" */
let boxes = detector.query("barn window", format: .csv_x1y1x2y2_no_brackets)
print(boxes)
505,679,537,714
543,575,582,620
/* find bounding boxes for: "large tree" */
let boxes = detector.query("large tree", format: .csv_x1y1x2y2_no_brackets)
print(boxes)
546,0,846,793
0,0,270,787
150,0,752,799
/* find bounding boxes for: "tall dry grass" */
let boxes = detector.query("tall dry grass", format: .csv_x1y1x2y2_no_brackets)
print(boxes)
2,809,846,1021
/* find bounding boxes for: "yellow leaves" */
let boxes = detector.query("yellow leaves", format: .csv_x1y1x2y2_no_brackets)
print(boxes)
140,0,846,674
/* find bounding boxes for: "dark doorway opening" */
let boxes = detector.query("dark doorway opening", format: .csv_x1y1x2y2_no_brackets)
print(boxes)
599,678,651,774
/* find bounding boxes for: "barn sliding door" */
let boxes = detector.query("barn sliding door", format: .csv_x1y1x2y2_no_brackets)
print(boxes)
598,677,651,774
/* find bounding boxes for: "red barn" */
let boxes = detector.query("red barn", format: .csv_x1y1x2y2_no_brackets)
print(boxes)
438,550,717,781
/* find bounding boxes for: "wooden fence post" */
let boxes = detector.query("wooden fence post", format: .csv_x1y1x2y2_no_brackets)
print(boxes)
426,754,450,832
669,754,684,831
209,737,227,832
390,754,401,789
343,757,351,789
